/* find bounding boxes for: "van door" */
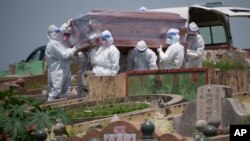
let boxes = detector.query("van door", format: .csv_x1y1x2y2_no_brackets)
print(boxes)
188,7,230,50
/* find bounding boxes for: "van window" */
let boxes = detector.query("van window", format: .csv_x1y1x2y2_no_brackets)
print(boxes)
199,27,211,44
199,26,226,45
27,50,41,62
211,26,227,44
229,17,250,49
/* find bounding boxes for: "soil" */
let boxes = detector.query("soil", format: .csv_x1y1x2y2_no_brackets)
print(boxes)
237,95,250,114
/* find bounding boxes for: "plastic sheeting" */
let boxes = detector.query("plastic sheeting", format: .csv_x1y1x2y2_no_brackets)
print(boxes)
70,9,186,51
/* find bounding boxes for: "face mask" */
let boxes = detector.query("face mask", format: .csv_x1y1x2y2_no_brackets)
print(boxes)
187,34,196,41
101,40,109,47
188,34,196,37
166,38,173,45
50,32,60,41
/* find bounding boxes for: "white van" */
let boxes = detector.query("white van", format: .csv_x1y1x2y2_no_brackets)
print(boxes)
152,2,250,56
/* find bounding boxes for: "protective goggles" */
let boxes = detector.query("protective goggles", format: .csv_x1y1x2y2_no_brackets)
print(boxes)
54,29,61,33
100,34,111,40
101,38,107,41
167,32,177,38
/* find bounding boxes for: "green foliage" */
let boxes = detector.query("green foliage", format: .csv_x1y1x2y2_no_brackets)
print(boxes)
1,117,30,140
128,72,206,101
28,110,55,130
0,90,71,141
241,117,250,125
0,89,18,99
6,104,25,119
49,107,72,125
0,70,10,78
67,102,150,119
203,58,248,70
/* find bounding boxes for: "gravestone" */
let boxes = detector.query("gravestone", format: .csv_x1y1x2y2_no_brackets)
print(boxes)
174,84,232,136
196,84,232,122
102,121,138,141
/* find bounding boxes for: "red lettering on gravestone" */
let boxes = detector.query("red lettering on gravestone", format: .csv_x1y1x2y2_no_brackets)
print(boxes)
105,136,109,141
114,126,126,133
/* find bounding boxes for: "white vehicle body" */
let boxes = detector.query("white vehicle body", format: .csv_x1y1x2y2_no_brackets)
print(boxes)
152,2,250,54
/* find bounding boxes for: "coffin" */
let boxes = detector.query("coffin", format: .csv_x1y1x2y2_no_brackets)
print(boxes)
70,9,187,52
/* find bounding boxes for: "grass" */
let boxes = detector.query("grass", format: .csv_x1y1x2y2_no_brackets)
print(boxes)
67,102,150,119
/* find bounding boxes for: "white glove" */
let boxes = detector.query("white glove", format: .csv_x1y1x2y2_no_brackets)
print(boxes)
157,45,163,53
187,49,191,54
72,46,78,53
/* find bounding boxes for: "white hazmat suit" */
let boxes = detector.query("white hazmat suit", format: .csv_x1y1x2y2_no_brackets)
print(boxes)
45,24,77,101
92,30,120,76
127,40,158,70
184,22,205,68
157,28,184,69
59,24,73,96
138,6,147,11
60,22,89,97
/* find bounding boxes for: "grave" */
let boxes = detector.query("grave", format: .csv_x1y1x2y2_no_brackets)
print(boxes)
62,120,186,141
174,84,250,137
86,68,208,101
196,85,231,121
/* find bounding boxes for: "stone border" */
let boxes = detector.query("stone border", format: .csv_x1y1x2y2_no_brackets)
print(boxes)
44,94,184,109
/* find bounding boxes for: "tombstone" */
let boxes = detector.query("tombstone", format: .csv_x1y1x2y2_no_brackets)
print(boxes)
174,84,232,136
101,121,138,141
196,84,232,122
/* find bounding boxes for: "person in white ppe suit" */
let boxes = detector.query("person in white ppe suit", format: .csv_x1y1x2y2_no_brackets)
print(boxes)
184,22,205,68
59,25,73,96
127,40,158,70
157,28,184,69
138,6,147,11
45,24,78,101
92,30,120,76
60,23,89,98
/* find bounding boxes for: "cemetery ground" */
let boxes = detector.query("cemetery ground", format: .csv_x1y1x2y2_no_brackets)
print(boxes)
1,50,250,141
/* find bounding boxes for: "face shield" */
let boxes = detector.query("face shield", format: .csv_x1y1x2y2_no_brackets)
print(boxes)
100,35,110,47
135,40,148,53
166,28,180,45
136,48,147,53
50,30,61,41
187,22,199,36
166,32,177,45
187,29,197,36
100,32,112,47
48,24,61,40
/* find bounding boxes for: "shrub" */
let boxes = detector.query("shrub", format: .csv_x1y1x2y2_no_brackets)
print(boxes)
0,90,71,141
